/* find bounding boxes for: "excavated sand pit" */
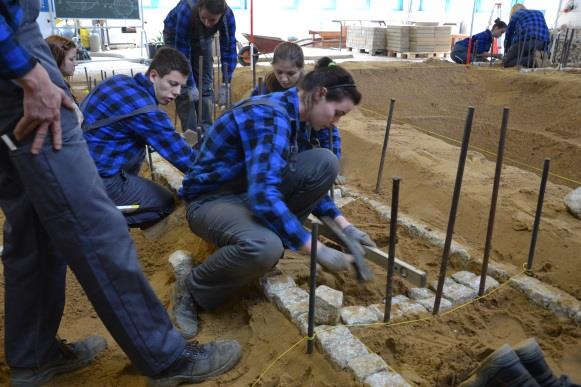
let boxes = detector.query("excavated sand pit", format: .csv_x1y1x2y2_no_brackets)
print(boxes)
0,61,580,386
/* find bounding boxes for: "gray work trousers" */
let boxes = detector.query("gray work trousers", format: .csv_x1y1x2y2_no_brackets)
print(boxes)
175,34,215,130
0,0,185,376
185,148,339,309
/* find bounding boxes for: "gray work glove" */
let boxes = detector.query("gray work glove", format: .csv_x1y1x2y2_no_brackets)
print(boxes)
343,225,376,248
186,85,199,102
334,175,347,186
317,244,351,272
216,83,228,106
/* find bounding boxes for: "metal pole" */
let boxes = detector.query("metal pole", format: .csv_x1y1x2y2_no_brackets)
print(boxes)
100,70,104,81
307,223,318,354
478,107,510,296
375,99,396,193
563,29,575,68
93,78,97,89
84,67,90,90
131,68,134,77
526,159,551,271
329,126,335,201
433,107,475,315
198,55,204,126
466,0,478,65
146,145,155,181
251,43,256,89
223,63,231,108
384,177,400,322
257,76,264,95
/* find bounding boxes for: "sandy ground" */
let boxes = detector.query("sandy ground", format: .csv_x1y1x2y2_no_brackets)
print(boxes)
0,61,580,386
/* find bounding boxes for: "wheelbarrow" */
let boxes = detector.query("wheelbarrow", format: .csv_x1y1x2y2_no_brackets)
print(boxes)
237,33,313,66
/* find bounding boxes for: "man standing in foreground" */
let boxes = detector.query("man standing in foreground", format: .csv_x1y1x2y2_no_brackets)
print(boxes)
0,0,240,385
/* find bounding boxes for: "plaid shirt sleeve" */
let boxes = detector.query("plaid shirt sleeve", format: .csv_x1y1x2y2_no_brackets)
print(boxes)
164,1,197,88
219,8,237,83
0,4,37,79
132,111,196,173
311,126,342,219
243,107,310,250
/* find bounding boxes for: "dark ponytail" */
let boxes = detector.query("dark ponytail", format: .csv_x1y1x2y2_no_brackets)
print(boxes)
493,18,507,29
300,56,362,108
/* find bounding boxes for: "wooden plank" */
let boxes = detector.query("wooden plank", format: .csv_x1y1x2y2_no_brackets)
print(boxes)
306,218,427,288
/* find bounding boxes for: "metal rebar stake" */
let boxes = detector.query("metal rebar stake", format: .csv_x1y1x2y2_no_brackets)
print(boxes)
197,55,204,126
146,145,155,181
307,223,318,354
479,107,510,296
527,158,551,271
251,43,256,89
433,107,475,315
257,77,264,95
329,126,335,201
384,177,400,322
130,68,134,77
375,99,396,193
84,67,89,90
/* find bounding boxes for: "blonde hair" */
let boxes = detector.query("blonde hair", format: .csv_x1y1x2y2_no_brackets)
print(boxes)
511,3,526,17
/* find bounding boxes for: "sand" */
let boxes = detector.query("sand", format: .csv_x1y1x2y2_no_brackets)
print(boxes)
0,61,580,386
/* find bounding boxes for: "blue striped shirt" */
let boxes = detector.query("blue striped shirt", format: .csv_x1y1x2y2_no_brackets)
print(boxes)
164,0,237,88
457,29,493,54
505,9,550,51
181,88,339,249
0,0,38,79
82,73,195,177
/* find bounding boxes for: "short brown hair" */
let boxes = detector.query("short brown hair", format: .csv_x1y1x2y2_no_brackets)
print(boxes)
146,47,191,78
45,35,77,68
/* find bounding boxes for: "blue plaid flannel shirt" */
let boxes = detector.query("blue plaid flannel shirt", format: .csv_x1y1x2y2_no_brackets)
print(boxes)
457,29,493,54
505,9,550,51
181,88,340,250
82,73,195,177
0,0,38,79
164,0,237,88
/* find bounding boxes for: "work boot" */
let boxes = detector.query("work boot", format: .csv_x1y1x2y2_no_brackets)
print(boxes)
171,277,199,339
10,336,107,386
148,340,242,387
514,338,576,387
459,344,541,387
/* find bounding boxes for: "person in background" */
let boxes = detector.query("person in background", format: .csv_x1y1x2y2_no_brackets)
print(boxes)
171,58,376,338
0,0,241,386
503,3,550,68
81,47,197,229
45,35,78,103
163,0,237,129
252,50,347,185
251,41,305,96
451,19,507,64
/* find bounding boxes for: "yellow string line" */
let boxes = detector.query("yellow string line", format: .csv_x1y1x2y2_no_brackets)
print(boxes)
354,105,581,186
251,267,528,387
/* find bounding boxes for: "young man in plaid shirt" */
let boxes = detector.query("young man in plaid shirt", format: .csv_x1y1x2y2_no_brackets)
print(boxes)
81,48,196,228
164,0,237,129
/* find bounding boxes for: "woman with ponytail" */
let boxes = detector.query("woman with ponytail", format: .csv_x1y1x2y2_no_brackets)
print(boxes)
451,18,507,64
173,58,375,337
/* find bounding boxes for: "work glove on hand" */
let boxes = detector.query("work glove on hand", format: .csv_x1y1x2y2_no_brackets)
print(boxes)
186,86,199,102
343,225,376,248
217,83,228,106
317,244,351,272
334,175,347,186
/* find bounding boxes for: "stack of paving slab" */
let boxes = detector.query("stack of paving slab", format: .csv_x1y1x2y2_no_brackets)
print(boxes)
409,25,451,52
346,25,387,54
386,25,411,52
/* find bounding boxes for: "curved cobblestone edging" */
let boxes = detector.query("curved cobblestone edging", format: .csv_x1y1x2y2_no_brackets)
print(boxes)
338,186,581,325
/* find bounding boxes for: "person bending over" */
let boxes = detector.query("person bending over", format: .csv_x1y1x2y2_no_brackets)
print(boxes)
164,0,237,128
81,47,196,228
172,58,375,338
451,19,507,64
503,4,550,68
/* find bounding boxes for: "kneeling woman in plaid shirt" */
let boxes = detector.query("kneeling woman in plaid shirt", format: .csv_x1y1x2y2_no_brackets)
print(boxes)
172,59,375,338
